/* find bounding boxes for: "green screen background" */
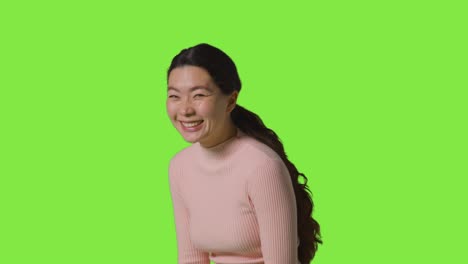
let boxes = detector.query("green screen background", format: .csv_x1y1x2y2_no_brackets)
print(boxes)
1,0,466,263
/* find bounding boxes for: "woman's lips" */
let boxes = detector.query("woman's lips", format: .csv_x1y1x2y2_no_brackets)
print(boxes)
180,120,204,131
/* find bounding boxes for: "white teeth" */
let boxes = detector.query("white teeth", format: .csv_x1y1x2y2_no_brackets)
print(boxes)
182,121,203,127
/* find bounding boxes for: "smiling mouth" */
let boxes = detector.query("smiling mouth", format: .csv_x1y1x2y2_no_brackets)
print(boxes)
180,120,204,128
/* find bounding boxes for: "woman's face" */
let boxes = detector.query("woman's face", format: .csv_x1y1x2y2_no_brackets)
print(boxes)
166,65,238,146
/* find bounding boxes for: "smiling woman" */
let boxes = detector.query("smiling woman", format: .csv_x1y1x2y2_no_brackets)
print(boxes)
166,43,322,264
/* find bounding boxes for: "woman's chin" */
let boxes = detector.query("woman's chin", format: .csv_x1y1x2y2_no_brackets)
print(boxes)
184,138,198,144
181,133,202,144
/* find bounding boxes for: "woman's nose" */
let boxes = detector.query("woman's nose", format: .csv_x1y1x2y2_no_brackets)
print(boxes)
179,99,195,115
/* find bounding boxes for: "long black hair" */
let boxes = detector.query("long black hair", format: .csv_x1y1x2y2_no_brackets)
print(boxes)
167,43,322,263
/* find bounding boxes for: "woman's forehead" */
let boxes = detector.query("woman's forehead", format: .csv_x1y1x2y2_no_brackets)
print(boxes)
168,66,216,91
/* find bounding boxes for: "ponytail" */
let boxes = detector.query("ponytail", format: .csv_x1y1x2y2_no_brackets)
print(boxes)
231,104,323,263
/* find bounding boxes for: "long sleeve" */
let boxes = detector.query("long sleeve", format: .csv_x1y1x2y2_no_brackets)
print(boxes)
246,158,299,264
168,158,210,264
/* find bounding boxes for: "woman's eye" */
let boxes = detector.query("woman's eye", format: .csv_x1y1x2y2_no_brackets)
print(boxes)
168,94,205,99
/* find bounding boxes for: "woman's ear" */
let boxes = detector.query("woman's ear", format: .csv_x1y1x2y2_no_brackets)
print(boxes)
226,90,239,113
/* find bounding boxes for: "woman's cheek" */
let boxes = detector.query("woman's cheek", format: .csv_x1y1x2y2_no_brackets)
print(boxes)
166,102,175,116
197,101,212,116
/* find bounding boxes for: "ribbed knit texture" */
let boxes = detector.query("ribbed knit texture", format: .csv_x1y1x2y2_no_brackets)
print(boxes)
169,129,300,264
168,127,300,264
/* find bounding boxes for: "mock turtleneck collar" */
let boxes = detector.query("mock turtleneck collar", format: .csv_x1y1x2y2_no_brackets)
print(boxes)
196,127,246,162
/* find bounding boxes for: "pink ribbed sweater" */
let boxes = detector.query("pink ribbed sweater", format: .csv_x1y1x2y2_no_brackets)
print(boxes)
168,127,300,264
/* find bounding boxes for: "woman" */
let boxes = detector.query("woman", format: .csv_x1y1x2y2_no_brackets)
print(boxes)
167,43,322,264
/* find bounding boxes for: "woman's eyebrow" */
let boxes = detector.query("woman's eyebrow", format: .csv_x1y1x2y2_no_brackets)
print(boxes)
167,86,213,92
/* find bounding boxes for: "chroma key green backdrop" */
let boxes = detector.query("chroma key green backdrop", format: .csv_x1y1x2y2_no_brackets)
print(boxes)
0,0,466,263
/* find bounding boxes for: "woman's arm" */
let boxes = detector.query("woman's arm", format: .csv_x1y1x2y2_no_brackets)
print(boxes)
247,158,299,264
169,158,210,264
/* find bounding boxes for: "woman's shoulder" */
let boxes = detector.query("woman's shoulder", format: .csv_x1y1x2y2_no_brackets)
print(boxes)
237,137,289,180
239,136,283,164
169,144,198,167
